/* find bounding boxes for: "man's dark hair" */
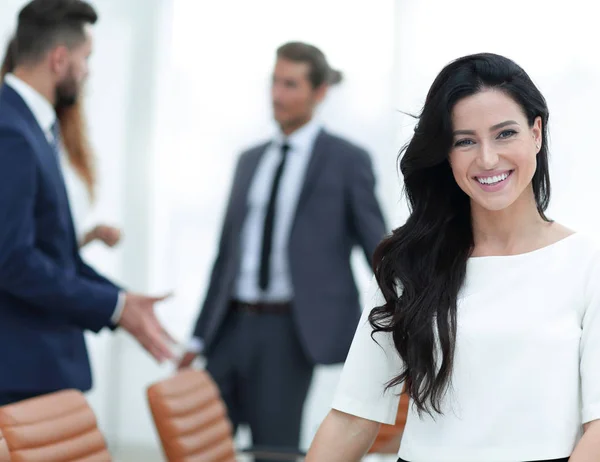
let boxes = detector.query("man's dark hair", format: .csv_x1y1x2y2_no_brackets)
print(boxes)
13,0,97,66
276,41,343,88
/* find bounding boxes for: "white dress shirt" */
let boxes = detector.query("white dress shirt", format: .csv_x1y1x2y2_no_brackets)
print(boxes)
234,117,322,302
4,73,124,324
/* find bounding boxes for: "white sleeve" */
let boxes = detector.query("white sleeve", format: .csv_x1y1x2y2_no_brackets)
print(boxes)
331,280,404,424
110,291,126,324
581,257,600,424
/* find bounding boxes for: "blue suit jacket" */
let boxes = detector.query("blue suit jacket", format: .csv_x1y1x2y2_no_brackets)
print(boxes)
193,130,387,365
0,84,119,394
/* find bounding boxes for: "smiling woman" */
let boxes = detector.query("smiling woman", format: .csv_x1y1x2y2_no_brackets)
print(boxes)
449,92,542,213
306,53,600,462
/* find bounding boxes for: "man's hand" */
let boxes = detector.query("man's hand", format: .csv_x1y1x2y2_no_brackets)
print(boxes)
80,225,122,249
94,225,122,247
177,351,197,370
119,293,174,363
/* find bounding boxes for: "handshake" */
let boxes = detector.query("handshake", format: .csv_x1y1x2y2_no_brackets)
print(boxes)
117,292,202,369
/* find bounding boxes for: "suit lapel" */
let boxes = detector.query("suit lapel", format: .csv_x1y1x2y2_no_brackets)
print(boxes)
293,129,329,220
231,143,269,228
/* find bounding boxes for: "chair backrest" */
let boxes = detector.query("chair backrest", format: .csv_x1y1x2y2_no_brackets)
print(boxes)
147,369,236,462
0,428,10,461
0,389,111,462
368,391,409,454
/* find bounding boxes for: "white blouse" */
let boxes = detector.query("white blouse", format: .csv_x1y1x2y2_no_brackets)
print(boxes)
332,232,600,462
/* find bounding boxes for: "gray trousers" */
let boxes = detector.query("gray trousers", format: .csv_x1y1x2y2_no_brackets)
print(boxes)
206,306,313,462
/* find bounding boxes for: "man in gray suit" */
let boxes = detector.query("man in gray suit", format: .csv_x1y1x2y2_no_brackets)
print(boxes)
179,42,386,458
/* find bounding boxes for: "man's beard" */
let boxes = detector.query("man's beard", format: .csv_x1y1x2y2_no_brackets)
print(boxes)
54,74,79,110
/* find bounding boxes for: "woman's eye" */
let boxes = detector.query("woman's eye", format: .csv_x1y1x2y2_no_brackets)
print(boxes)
498,129,517,139
454,139,474,147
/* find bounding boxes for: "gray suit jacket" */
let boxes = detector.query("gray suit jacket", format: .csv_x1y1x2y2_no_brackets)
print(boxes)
193,129,386,365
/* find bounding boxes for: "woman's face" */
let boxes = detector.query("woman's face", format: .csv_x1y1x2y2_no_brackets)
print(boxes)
448,89,542,212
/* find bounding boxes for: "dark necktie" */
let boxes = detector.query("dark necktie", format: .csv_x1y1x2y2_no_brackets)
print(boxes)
49,121,61,161
259,142,290,291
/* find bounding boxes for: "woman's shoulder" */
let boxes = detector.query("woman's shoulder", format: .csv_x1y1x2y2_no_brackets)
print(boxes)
556,226,599,251
548,222,575,240
553,226,600,269
521,222,598,259
465,225,599,280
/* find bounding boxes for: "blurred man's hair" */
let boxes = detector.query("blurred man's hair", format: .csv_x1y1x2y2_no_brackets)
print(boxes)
13,0,97,66
276,41,343,88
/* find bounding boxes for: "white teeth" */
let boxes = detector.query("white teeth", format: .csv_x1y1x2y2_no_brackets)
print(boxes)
477,172,509,185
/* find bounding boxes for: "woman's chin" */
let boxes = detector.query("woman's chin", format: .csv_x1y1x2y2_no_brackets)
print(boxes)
470,195,515,213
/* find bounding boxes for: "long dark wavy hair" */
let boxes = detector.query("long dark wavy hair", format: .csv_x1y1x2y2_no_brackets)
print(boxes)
369,53,551,415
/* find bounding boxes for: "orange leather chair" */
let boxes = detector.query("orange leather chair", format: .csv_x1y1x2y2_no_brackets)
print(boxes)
0,389,111,462
368,391,409,455
0,428,10,462
147,369,305,461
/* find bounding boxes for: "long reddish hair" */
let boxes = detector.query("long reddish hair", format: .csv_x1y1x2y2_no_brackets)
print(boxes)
1,38,96,200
